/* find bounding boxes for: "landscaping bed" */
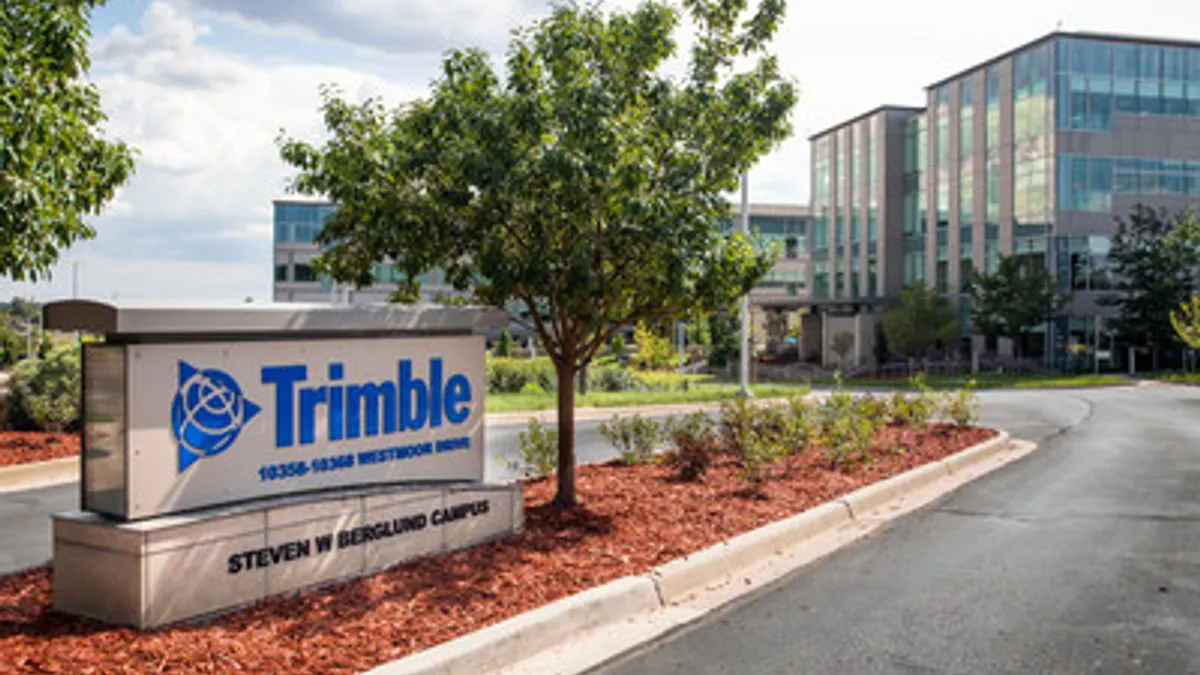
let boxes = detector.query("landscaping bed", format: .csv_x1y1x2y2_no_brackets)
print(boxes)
0,432,79,468
0,423,993,675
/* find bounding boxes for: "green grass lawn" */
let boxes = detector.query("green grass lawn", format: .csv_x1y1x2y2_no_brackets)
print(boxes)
485,382,812,413
1142,372,1200,385
809,372,1130,390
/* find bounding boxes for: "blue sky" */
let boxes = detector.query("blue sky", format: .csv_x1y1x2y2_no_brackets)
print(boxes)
8,0,1200,303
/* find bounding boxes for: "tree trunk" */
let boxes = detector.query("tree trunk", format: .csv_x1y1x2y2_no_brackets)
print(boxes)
553,362,578,508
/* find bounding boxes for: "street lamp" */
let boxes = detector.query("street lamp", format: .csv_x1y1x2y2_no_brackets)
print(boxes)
737,172,752,397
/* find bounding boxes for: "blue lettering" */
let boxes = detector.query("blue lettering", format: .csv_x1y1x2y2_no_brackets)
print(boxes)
328,363,345,442
261,365,307,448
299,386,326,446
429,358,444,428
399,361,428,432
347,382,397,438
445,374,471,424
263,358,473,450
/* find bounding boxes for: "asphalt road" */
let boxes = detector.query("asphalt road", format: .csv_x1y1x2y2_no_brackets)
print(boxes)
591,385,1200,675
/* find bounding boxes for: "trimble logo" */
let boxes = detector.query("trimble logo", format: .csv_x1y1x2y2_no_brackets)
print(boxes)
260,358,473,449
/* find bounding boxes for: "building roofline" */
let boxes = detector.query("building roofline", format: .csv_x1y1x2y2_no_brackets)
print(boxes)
925,30,1200,91
273,198,333,206
807,105,926,142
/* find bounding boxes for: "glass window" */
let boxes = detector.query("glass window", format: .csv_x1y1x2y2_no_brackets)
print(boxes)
1088,157,1112,211
1068,40,1086,74
1114,43,1139,78
1087,41,1111,77
987,66,1000,104
1138,79,1162,114
936,260,949,293
274,222,290,242
1114,78,1138,113
1164,82,1187,115
274,264,288,282
1139,45,1161,79
294,264,317,282
1164,47,1186,81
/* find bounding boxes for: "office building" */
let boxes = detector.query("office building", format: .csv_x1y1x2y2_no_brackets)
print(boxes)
810,31,1200,370
272,198,813,312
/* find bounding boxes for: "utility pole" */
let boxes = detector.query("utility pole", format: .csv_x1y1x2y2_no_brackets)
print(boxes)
71,260,81,299
738,172,752,397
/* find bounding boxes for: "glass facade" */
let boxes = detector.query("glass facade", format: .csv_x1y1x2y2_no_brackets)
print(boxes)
274,202,335,243
902,115,927,286
1059,154,1200,210
985,65,1001,275
1058,38,1200,130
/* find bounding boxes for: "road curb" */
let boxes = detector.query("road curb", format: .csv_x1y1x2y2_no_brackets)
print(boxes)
367,575,661,675
367,429,1027,675
0,456,78,493
938,432,1011,475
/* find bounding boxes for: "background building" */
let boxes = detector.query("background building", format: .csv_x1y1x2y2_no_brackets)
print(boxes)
810,31,1200,371
272,199,813,343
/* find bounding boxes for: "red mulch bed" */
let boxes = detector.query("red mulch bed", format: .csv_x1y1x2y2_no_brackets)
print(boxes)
0,423,993,674
0,433,80,469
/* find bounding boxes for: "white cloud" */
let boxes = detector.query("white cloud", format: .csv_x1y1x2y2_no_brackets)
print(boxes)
177,0,552,55
4,255,269,304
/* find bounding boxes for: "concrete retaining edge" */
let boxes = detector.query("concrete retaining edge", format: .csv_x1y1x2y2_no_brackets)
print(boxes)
368,575,661,675
367,429,1024,675
0,456,78,492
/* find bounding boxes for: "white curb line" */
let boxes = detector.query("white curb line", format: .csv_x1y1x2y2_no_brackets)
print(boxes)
0,456,78,493
366,430,1026,675
369,576,661,675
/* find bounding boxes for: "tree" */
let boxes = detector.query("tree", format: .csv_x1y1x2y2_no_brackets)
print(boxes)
968,254,1069,358
881,284,961,360
1171,295,1200,349
278,0,794,507
831,331,855,366
495,327,513,358
872,320,890,366
1100,205,1200,371
707,309,739,369
1,0,136,281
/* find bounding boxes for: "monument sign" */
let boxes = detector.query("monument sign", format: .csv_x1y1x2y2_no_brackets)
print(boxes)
44,301,523,628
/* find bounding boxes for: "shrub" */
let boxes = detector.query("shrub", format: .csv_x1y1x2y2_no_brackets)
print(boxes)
816,378,876,466
718,397,760,457
610,333,627,360
942,378,980,426
631,322,675,370
519,381,546,395
736,404,787,489
495,327,512,357
507,418,558,478
599,414,662,465
485,357,556,394
588,366,645,393
8,343,81,432
633,370,683,392
662,412,718,482
902,373,941,427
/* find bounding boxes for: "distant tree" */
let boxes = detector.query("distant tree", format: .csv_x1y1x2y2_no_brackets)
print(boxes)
277,1,794,506
1100,205,1200,370
872,321,890,366
968,254,1069,358
1,0,136,281
830,331,855,367
1170,295,1200,349
707,309,740,369
882,284,961,359
5,297,40,324
495,327,513,358
609,333,627,361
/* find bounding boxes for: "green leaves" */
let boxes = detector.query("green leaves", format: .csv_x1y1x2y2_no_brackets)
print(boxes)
279,0,795,506
1102,205,1200,355
881,284,961,359
968,253,1069,356
1,0,135,281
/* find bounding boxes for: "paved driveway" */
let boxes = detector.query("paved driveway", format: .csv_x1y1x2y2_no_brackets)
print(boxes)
592,385,1200,674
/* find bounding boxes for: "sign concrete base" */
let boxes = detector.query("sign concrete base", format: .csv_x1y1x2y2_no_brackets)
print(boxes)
53,482,524,628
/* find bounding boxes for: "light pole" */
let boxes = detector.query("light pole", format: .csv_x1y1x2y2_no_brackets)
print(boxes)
71,260,81,299
738,172,752,397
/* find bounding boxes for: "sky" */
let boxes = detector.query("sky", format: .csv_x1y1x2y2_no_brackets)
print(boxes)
5,0,1199,303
